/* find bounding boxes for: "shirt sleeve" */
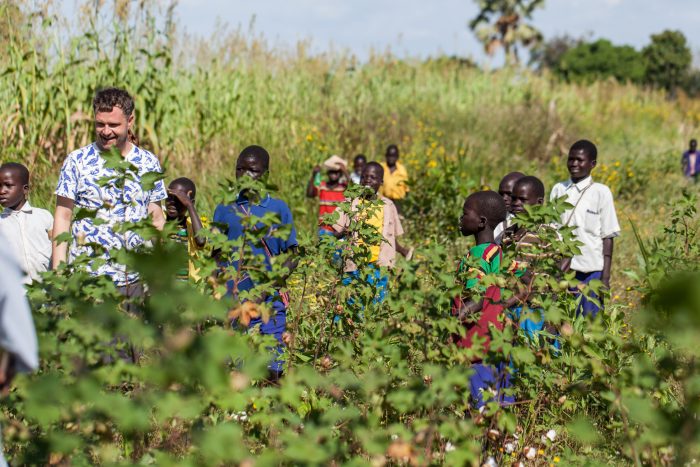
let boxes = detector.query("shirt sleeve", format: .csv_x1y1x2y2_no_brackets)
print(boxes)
147,159,167,203
55,154,79,201
279,202,298,250
391,202,404,237
0,248,38,373
599,186,621,238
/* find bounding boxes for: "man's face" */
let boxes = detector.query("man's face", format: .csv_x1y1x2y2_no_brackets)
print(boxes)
0,170,27,210
327,169,341,183
385,150,399,167
354,158,366,174
95,106,132,152
236,155,267,180
691,140,697,151
498,178,518,213
459,198,482,236
567,149,596,181
511,183,543,215
361,166,383,193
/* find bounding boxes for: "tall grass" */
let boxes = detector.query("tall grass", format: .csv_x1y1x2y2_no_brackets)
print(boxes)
1,0,699,291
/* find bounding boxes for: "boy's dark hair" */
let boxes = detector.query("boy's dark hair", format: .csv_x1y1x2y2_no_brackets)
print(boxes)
386,144,399,155
354,154,367,163
169,177,197,198
570,139,597,161
0,162,29,185
469,190,507,229
238,145,270,170
93,87,135,117
515,176,545,199
499,171,525,187
364,161,384,177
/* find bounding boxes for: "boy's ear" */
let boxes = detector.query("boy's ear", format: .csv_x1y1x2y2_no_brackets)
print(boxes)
591,159,597,168
537,197,544,205
478,215,487,229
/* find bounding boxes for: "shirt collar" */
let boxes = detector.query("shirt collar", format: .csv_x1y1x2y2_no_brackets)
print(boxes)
566,176,593,192
1,201,32,216
236,192,271,207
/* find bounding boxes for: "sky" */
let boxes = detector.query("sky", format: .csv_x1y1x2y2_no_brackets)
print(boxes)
169,0,700,64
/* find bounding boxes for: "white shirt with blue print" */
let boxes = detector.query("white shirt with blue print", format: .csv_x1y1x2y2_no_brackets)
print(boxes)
55,143,167,286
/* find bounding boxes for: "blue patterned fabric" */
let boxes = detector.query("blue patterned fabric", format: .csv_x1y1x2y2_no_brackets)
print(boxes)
55,143,167,286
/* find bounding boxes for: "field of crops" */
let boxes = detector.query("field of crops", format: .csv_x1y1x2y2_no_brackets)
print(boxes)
1,1,699,466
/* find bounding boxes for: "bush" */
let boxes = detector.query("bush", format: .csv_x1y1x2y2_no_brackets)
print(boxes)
642,30,692,93
556,39,646,84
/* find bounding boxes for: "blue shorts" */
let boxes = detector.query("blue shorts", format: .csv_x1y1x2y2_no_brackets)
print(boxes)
233,303,287,374
469,362,514,409
573,270,604,318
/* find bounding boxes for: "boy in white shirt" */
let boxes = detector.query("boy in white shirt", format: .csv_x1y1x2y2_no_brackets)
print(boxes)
0,163,53,284
550,140,620,317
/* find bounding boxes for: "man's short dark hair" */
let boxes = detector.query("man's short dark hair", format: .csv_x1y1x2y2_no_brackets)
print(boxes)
691,139,697,146
515,176,545,199
386,144,399,155
364,161,384,177
169,177,197,198
93,87,135,117
570,139,597,161
354,154,367,163
468,190,507,229
238,145,270,170
0,162,29,185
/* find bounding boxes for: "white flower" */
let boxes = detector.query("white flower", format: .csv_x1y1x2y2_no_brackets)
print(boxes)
504,442,515,453
482,456,498,467
445,441,456,452
546,429,557,442
524,446,537,459
391,434,399,441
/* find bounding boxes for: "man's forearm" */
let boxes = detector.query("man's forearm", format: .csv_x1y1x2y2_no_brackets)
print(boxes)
602,237,614,286
51,204,73,268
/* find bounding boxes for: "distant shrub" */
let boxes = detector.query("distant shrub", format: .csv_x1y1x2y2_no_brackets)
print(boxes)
556,39,646,84
642,30,692,93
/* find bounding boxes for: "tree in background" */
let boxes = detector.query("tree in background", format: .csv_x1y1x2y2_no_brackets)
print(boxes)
556,39,646,84
469,0,544,66
529,34,584,71
642,30,692,93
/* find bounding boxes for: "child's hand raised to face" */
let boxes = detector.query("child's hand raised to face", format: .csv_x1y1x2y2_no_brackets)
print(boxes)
166,187,193,219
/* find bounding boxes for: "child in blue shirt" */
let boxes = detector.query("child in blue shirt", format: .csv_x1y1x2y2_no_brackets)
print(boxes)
213,145,298,381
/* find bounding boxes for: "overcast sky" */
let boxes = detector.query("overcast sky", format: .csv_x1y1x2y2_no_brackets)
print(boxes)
102,0,700,64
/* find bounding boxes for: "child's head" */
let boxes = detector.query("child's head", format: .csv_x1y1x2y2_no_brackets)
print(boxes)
0,163,29,211
691,139,697,151
385,144,399,167
498,171,525,213
361,162,384,194
460,190,507,237
323,155,347,184
567,139,597,181
236,145,270,181
166,177,196,219
353,154,367,174
511,176,545,215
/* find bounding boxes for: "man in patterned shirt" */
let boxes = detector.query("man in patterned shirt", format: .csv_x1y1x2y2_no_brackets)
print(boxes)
51,87,167,295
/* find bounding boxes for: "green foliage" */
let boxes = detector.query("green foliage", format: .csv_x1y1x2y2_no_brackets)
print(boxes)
642,30,692,92
557,39,646,84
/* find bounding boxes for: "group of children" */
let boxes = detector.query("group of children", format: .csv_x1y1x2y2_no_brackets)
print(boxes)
455,139,620,408
0,136,619,405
